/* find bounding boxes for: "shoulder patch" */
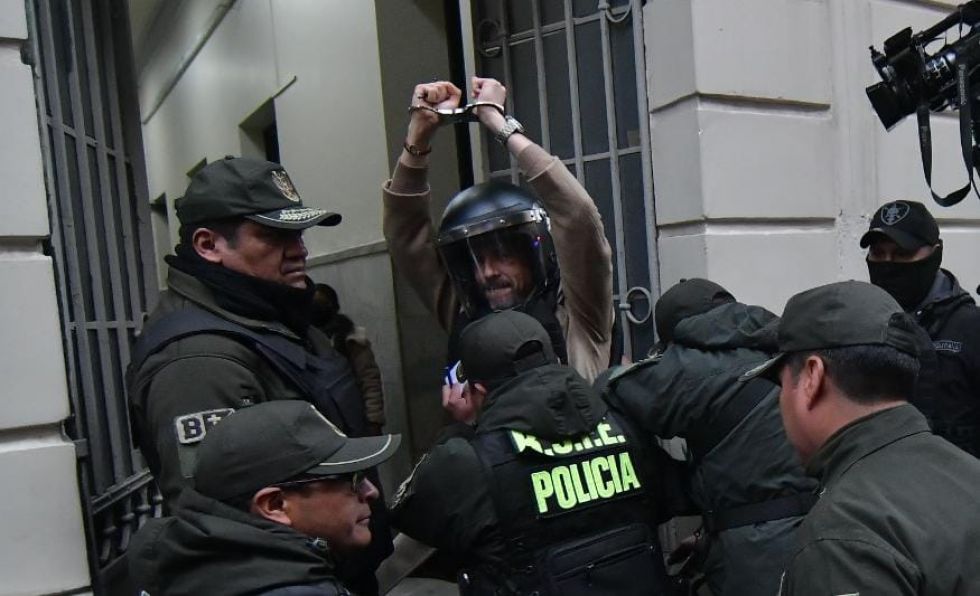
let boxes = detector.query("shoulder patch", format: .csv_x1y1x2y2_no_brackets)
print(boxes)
933,339,963,353
174,408,235,444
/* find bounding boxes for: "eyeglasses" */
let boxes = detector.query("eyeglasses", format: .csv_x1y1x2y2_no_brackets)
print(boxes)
275,470,368,493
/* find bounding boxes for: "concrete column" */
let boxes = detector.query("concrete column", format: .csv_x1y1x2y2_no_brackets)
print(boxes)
0,1,92,593
645,0,980,313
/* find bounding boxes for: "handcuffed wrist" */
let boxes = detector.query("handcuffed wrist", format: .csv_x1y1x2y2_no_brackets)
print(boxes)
403,140,432,157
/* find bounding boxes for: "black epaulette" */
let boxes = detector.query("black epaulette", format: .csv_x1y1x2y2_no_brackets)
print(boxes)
605,351,663,387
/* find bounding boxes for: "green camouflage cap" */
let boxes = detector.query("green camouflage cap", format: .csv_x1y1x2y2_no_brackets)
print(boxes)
193,400,400,501
744,281,919,380
176,157,342,230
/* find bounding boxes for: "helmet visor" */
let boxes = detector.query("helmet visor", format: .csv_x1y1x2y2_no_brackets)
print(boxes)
438,222,554,317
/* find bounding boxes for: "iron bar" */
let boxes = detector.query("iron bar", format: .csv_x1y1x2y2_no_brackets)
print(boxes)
563,0,586,183
531,0,551,153
597,0,632,361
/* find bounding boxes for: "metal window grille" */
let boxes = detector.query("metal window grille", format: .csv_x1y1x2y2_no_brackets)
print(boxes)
473,0,660,360
27,0,160,591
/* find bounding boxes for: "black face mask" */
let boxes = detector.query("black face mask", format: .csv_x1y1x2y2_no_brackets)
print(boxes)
867,245,943,310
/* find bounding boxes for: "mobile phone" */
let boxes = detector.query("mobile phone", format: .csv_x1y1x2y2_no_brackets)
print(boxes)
444,360,467,387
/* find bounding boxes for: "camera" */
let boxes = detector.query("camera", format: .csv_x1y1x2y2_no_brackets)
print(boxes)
866,0,980,130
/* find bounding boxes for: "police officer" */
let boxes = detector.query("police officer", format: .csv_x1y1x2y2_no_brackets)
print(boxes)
126,157,388,593
391,311,679,595
602,279,816,596
129,401,401,596
744,281,980,595
861,200,980,456
383,77,613,382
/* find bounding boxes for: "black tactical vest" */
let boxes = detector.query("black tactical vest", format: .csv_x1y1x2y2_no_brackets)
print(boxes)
128,306,371,438
462,413,672,596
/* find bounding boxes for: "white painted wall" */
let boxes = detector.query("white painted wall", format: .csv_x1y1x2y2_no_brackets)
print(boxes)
646,0,980,314
139,0,389,258
0,1,92,593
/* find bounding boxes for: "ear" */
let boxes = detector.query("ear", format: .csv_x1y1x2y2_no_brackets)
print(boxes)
191,227,223,264
798,354,828,412
250,487,293,526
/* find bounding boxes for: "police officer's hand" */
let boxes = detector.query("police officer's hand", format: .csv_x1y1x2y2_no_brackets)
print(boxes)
442,382,478,425
471,76,507,129
406,81,462,149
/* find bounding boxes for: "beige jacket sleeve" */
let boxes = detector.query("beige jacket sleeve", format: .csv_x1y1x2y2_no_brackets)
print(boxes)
381,144,613,382
518,144,614,382
382,162,459,332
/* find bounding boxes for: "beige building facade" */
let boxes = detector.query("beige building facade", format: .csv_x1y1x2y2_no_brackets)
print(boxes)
2,0,979,593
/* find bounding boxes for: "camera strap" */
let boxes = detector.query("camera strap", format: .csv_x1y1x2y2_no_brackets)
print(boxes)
916,63,979,207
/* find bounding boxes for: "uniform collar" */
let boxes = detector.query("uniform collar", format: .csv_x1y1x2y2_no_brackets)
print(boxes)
167,265,301,340
806,404,931,487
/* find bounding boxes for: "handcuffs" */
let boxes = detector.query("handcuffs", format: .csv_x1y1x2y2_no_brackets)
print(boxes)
408,101,505,125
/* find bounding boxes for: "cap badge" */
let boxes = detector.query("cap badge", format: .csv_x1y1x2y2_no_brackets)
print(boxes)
272,170,301,202
880,202,910,226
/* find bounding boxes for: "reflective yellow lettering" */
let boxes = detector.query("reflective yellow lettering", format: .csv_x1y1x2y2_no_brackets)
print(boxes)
597,422,624,446
570,463,591,504
552,440,573,455
592,457,615,498
530,471,554,514
553,466,577,510
619,452,641,490
607,454,623,492
583,456,599,498
511,431,544,455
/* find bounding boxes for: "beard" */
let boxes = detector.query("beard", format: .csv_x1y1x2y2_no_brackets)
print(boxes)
482,277,521,310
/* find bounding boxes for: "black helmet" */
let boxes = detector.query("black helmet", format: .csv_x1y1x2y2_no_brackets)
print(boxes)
437,181,558,317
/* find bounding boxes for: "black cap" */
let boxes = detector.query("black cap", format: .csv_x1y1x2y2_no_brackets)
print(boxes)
655,278,735,342
176,157,342,230
743,281,919,380
193,401,400,501
459,310,557,386
860,200,939,251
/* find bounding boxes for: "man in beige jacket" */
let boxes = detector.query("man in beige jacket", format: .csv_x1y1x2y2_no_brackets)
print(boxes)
382,77,613,385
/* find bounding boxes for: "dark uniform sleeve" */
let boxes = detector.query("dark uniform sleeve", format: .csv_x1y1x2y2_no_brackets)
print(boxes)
390,438,501,560
779,538,920,596
138,354,268,502
602,359,677,437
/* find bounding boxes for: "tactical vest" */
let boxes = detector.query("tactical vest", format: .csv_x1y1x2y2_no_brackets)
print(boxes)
128,305,370,438
462,413,672,596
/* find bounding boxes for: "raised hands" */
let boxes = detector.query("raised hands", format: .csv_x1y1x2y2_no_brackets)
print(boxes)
406,81,462,150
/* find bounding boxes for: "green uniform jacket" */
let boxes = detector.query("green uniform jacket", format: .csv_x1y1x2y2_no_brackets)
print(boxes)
779,404,980,596
128,266,345,503
129,488,350,596
604,302,815,596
